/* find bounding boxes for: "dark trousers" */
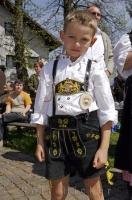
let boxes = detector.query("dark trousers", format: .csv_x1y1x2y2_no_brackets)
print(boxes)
127,184,132,200
0,112,28,140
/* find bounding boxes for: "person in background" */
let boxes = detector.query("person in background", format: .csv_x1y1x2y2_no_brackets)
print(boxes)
0,81,14,114
87,4,114,78
0,66,6,97
0,79,32,146
112,74,125,103
28,59,47,106
4,81,14,93
31,10,117,200
114,31,132,200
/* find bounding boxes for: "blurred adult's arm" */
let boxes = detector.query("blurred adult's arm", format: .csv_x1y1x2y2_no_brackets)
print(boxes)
124,51,132,70
102,31,114,76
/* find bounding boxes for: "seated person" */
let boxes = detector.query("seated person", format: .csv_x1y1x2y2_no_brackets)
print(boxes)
0,79,32,144
0,68,6,97
3,81,14,93
0,81,14,114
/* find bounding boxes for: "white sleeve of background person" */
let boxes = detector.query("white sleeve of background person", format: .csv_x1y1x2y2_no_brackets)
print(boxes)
31,62,54,125
114,34,132,79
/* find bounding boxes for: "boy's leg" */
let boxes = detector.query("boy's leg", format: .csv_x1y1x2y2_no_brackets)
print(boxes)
50,176,69,200
84,176,104,200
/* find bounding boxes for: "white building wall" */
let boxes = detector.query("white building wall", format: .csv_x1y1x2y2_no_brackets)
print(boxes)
0,4,49,80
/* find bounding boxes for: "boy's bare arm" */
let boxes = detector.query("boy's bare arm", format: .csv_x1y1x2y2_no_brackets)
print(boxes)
36,124,45,145
93,121,112,169
100,121,112,151
35,124,45,162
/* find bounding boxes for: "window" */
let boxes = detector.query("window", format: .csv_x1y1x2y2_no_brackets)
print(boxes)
5,22,13,36
6,55,38,69
6,55,15,69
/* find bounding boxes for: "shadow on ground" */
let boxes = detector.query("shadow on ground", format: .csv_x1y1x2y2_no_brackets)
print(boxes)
2,150,129,200
2,150,46,177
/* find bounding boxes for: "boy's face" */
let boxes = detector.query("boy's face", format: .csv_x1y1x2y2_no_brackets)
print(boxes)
60,21,96,61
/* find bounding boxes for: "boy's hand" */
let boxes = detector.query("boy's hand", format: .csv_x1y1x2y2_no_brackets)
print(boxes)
35,144,45,162
93,148,108,169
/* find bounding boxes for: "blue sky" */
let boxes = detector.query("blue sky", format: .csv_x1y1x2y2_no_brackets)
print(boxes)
32,0,48,6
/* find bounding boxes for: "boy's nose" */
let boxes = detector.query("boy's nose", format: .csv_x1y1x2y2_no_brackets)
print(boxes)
75,41,81,47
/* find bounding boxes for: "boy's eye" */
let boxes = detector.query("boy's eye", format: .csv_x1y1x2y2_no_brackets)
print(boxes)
81,38,89,43
68,35,74,39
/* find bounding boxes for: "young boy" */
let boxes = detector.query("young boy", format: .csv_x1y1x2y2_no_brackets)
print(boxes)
31,10,117,200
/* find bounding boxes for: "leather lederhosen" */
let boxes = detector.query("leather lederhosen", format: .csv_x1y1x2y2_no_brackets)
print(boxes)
46,59,97,159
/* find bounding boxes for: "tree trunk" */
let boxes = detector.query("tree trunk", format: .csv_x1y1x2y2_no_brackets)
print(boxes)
13,0,29,83
63,0,74,19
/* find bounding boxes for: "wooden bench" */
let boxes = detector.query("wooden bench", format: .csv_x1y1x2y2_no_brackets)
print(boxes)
5,122,37,142
6,122,36,128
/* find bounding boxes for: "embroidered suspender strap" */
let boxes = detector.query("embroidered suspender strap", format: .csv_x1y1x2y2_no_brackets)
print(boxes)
52,57,59,116
48,57,61,159
84,59,92,92
52,58,59,80
128,31,132,46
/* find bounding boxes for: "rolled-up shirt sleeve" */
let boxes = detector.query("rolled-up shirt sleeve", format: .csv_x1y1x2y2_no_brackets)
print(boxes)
92,68,118,127
114,34,132,79
31,63,53,125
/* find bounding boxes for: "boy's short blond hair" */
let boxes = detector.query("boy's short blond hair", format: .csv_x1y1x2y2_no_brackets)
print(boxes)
64,10,97,36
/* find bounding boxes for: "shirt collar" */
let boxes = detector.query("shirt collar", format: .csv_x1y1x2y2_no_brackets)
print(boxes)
59,48,92,65
96,27,101,35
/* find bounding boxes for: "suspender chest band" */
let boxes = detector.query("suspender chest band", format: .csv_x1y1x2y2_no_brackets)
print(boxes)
55,78,84,95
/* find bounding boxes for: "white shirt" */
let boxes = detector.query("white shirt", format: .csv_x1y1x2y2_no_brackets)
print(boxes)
114,33,132,79
31,50,117,127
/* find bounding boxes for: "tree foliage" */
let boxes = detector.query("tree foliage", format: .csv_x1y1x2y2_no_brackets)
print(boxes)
126,0,132,18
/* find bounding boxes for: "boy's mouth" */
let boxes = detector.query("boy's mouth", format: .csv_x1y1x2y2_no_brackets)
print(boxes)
70,49,81,53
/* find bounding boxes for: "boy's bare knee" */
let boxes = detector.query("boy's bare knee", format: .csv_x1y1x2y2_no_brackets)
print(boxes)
84,176,104,200
51,188,68,200
50,177,69,200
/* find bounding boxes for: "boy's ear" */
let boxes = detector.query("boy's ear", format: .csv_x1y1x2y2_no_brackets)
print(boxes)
90,36,97,47
60,30,64,42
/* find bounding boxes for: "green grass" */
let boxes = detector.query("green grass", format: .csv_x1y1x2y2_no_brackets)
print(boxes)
109,132,119,167
6,129,119,167
6,128,37,155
